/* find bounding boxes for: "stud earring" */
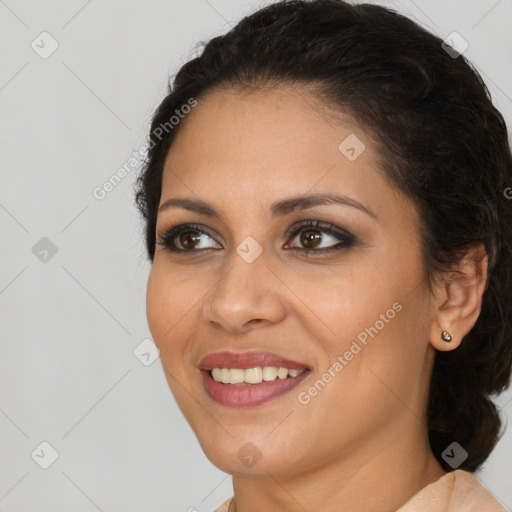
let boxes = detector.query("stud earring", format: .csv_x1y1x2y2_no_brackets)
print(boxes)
441,330,452,342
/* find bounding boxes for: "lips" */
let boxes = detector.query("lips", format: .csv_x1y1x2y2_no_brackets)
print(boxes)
199,351,311,371
201,367,310,407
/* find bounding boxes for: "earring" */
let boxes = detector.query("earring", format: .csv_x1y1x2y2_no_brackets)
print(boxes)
441,330,452,342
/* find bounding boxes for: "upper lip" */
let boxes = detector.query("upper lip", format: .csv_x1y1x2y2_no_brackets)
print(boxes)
199,351,311,371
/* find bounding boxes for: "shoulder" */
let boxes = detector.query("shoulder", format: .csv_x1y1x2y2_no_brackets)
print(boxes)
211,497,233,512
397,469,508,512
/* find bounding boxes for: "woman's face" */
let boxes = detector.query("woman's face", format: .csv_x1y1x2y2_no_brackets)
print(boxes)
146,85,438,477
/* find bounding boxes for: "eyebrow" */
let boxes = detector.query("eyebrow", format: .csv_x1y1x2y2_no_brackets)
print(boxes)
158,193,377,221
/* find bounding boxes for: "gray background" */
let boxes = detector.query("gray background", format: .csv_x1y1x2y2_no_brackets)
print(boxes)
0,1,511,511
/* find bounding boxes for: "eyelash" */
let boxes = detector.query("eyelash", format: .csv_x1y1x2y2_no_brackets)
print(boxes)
156,220,356,256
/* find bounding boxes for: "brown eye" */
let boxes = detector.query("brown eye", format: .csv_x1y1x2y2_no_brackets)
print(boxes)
300,229,322,249
286,220,356,254
156,221,356,256
156,224,222,252
178,231,202,250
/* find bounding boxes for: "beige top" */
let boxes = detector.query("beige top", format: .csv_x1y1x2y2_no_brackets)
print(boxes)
211,470,507,512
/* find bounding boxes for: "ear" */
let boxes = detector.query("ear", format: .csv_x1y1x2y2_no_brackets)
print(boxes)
429,243,488,352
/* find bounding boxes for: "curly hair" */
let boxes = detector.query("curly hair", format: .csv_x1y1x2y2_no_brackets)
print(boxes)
134,0,512,472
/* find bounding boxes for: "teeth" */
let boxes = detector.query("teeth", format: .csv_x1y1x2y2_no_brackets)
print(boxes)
244,367,262,384
229,368,245,384
220,368,230,384
262,366,278,381
210,367,306,384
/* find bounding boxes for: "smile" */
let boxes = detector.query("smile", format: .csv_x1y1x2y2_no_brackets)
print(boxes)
211,366,305,384
201,367,311,407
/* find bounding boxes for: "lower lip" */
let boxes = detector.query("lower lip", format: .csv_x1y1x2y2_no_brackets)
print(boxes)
201,369,311,407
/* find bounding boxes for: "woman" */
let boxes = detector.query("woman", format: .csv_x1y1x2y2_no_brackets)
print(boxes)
134,0,512,510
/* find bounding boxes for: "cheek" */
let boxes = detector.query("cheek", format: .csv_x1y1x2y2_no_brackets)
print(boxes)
301,254,429,397
146,265,191,361
318,286,431,422
146,266,201,412
145,268,166,345
295,263,399,348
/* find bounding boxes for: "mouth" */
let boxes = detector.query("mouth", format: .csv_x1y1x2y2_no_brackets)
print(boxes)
199,351,312,407
201,367,311,407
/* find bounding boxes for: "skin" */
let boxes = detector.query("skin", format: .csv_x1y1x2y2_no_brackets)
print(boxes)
146,84,488,512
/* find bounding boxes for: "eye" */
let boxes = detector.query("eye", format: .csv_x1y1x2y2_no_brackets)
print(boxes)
156,223,221,252
156,220,356,255
284,220,356,254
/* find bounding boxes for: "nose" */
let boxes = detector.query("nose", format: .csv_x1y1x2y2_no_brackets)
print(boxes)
202,249,287,334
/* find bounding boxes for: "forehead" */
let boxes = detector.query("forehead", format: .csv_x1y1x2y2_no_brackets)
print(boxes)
160,85,408,224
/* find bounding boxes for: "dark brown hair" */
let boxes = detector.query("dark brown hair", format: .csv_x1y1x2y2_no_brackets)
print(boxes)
134,0,512,471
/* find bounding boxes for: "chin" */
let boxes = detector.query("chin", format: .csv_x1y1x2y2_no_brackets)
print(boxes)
198,433,304,477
